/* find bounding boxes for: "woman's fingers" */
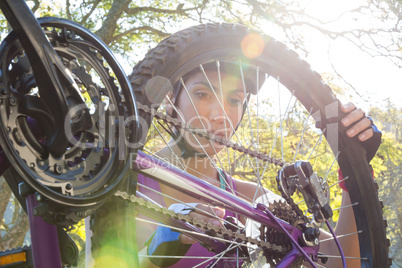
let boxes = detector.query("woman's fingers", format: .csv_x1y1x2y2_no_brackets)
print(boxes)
357,128,374,142
191,205,225,226
345,117,372,138
340,102,374,141
179,234,197,244
341,107,365,127
340,102,356,114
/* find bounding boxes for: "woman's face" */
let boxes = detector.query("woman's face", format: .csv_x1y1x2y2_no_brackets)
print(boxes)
175,70,246,156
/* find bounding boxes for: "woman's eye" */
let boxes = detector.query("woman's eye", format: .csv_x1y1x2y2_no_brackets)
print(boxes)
228,98,242,105
195,92,210,99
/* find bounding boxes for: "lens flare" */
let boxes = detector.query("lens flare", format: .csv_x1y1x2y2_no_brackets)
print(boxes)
241,33,265,59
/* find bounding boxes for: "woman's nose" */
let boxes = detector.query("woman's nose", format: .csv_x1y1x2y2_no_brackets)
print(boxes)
208,101,226,122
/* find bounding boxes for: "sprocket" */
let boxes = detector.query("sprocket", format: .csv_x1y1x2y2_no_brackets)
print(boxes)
0,17,136,211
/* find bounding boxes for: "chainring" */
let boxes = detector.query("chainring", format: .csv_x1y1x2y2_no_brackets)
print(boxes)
0,18,135,209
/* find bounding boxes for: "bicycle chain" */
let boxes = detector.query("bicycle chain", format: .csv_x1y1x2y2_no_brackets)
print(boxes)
275,174,310,223
136,103,286,167
114,190,290,255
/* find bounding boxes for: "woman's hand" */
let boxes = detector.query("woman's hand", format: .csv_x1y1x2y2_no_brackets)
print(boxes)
179,204,225,244
340,102,374,141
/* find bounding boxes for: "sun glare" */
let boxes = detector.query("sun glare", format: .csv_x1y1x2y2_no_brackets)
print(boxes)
241,33,265,59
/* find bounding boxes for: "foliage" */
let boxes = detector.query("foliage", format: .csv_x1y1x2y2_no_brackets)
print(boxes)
370,105,402,267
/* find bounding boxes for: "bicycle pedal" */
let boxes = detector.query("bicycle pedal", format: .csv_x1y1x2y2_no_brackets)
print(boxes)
0,246,33,268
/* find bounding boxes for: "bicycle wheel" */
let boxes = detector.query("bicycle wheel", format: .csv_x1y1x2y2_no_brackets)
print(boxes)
127,23,390,267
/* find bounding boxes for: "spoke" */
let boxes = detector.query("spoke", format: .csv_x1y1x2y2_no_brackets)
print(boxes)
332,202,359,211
307,130,325,161
315,262,327,268
141,151,256,205
259,89,295,184
198,63,266,198
238,63,265,204
318,255,368,261
193,242,243,268
322,151,340,184
279,79,284,162
151,121,186,171
165,95,218,163
216,61,233,178
254,66,261,205
320,230,363,243
199,63,260,195
292,108,313,163
136,218,252,250
310,129,326,169
139,255,247,260
167,88,233,193
180,76,235,193
329,176,350,189
137,182,241,230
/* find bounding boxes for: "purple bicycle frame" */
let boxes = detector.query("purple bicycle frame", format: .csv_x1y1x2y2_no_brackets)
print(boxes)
0,151,62,268
132,150,322,267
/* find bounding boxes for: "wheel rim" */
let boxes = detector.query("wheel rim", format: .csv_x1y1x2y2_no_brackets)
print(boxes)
128,23,389,267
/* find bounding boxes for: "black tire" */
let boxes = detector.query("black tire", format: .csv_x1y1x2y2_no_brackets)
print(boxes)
129,23,390,267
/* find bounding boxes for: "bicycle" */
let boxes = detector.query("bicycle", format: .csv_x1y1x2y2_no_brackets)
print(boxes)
0,1,391,268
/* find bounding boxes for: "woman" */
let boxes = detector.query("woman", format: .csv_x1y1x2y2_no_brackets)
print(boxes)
136,62,381,267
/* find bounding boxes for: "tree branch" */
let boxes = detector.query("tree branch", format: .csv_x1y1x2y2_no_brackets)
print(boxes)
95,0,132,44
2,212,29,250
79,0,101,25
124,5,199,16
111,26,169,43
0,178,12,223
31,0,40,14
66,0,71,20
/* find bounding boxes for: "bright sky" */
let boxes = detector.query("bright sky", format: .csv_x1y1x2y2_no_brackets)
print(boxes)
300,0,402,111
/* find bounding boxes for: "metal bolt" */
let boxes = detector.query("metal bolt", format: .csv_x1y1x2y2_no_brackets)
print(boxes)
14,131,22,143
314,238,319,246
65,183,73,191
33,208,39,216
9,96,17,106
54,164,63,174
1,89,7,95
